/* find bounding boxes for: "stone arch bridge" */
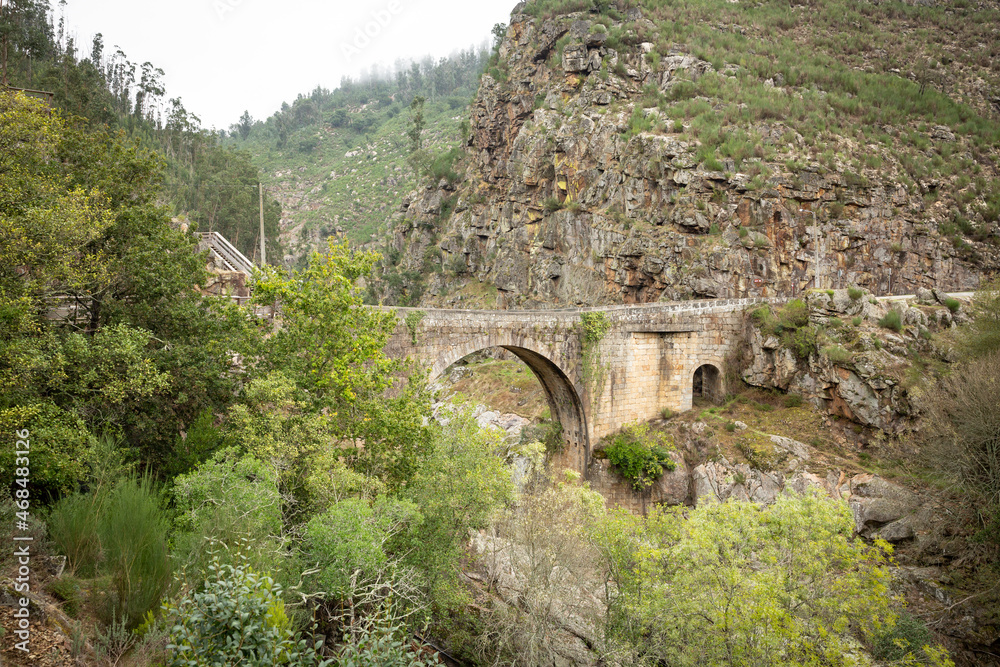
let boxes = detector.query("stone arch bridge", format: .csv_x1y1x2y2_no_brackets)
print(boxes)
383,299,770,475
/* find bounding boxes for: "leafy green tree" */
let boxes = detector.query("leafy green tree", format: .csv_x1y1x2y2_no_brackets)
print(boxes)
598,492,950,667
166,143,281,263
0,93,263,489
252,240,433,490
407,95,425,153
0,0,50,86
401,410,514,603
237,109,254,140
303,496,420,602
491,23,507,51
171,448,285,575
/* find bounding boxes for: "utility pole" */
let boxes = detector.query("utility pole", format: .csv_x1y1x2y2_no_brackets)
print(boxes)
799,208,820,290
258,182,266,266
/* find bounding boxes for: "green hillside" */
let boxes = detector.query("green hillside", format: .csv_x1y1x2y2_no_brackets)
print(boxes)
228,50,491,262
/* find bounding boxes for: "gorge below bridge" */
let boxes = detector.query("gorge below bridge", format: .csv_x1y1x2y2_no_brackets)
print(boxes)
383,298,768,475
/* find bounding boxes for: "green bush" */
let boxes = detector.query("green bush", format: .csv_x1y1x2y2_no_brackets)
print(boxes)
660,407,674,420
603,422,676,492
303,498,416,601
591,493,946,666
164,556,329,666
543,196,564,212
870,613,934,662
171,448,284,575
724,422,737,433
783,393,804,408
848,286,864,300
49,493,102,577
943,297,961,313
782,325,819,359
879,310,903,332
48,575,84,618
427,147,463,184
822,345,854,365
164,408,222,478
750,305,774,329
852,317,863,327
776,299,810,331
97,476,172,629
335,611,441,666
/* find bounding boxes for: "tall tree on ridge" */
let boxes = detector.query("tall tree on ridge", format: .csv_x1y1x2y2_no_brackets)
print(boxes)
0,0,50,86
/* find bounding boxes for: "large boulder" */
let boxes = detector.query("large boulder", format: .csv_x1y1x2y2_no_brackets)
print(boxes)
846,473,930,543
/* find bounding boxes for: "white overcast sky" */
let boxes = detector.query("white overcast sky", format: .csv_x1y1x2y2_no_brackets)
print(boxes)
61,0,515,129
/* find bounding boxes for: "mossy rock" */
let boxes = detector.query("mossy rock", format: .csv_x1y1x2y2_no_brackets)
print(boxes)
735,432,785,470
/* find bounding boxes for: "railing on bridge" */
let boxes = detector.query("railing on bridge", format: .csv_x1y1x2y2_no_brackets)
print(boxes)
199,232,256,276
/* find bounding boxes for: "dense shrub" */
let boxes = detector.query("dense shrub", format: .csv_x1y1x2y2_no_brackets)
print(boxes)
958,279,1000,357
603,422,676,491
304,498,414,601
879,310,903,332
776,299,810,330
783,325,820,359
49,474,172,629
822,344,854,365
783,393,804,408
171,448,284,575
870,613,936,662
96,476,172,629
593,493,954,666
49,492,102,577
47,576,84,618
164,556,330,667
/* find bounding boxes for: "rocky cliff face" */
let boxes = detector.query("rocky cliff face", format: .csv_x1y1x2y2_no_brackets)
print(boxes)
739,288,964,432
376,1,999,308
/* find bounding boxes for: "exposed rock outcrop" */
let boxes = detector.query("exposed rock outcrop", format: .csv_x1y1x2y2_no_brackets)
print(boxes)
377,7,997,308
740,289,965,431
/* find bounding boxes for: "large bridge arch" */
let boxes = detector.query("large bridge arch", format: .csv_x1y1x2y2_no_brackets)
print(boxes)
429,335,589,475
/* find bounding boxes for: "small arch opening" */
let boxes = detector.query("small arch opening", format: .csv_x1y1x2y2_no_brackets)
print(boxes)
693,364,723,404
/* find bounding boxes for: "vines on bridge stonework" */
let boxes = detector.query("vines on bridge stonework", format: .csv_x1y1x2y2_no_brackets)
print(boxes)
579,311,611,405
404,310,425,345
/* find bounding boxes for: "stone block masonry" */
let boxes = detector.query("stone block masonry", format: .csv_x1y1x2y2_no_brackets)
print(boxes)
381,298,770,478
